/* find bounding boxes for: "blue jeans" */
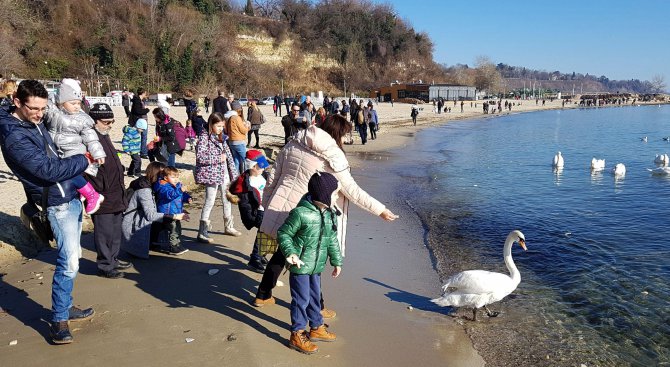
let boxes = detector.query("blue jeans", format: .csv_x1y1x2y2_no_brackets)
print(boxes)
167,152,176,167
228,141,246,174
289,273,323,332
140,127,148,156
47,198,83,322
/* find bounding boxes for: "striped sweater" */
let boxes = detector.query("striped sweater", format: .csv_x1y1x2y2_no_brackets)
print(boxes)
122,125,142,154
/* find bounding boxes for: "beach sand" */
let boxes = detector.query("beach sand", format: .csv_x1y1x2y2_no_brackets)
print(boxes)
0,98,663,366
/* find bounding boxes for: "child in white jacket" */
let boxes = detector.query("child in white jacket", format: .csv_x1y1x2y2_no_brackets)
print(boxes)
44,78,105,214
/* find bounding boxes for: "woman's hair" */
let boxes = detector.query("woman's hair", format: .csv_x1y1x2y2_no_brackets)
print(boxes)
208,112,225,134
321,114,352,150
152,107,167,122
145,162,166,184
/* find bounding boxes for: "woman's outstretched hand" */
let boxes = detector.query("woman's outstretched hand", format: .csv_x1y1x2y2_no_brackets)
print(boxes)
380,209,399,221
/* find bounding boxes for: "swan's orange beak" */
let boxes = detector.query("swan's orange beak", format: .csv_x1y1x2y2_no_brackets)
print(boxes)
518,239,527,251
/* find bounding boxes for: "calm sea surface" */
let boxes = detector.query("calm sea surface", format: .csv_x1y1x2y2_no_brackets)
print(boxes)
390,105,670,366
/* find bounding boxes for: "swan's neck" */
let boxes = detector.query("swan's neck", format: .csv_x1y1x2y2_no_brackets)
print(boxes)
503,238,521,284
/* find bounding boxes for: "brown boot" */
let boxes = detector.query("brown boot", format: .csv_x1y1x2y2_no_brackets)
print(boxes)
309,324,337,342
253,296,275,307
288,330,318,354
320,308,336,319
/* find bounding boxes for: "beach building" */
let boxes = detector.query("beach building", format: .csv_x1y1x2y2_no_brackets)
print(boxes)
369,82,430,102
428,84,476,101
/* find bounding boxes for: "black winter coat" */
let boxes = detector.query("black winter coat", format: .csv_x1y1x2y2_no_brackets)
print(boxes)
229,170,268,230
84,131,128,214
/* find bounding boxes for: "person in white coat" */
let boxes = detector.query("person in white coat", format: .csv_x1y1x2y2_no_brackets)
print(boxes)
253,114,398,315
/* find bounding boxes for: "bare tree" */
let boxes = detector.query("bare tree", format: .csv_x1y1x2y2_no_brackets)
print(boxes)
474,56,502,94
650,74,667,93
254,0,282,19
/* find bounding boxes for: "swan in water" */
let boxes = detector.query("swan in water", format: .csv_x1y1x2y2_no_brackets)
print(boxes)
612,163,626,176
431,230,527,321
553,152,564,168
641,136,648,143
654,154,669,166
649,167,670,176
590,158,605,171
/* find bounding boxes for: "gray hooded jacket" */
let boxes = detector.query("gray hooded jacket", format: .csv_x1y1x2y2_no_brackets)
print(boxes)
44,104,106,160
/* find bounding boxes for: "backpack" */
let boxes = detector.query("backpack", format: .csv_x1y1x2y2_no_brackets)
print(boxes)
172,119,187,152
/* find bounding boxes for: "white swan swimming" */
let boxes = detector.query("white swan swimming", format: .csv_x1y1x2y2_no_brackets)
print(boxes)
612,163,626,176
553,152,564,168
654,154,669,166
431,230,527,321
649,167,670,176
590,158,605,171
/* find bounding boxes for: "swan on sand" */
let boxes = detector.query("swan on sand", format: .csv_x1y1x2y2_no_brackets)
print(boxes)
590,158,605,171
431,230,527,321
552,152,564,168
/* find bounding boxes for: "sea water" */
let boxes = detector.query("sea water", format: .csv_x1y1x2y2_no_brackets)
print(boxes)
388,105,670,366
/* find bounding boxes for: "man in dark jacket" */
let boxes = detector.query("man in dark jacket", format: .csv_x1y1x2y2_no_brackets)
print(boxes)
212,90,229,114
130,87,150,158
0,80,94,345
85,103,132,279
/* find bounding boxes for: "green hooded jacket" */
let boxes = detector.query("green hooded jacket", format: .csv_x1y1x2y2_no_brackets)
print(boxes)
278,196,343,275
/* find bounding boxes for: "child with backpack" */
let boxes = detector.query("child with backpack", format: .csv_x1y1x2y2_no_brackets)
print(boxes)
150,108,186,167
229,149,270,273
122,118,147,177
279,172,343,355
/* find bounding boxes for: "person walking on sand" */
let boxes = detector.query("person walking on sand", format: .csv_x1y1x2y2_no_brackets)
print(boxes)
85,103,133,279
0,80,96,344
253,114,398,316
225,100,250,174
247,100,264,148
280,172,343,354
411,105,419,125
212,90,229,115
367,101,378,140
195,112,241,242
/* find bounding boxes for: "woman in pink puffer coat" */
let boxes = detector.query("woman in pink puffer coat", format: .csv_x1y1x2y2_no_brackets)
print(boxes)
254,114,399,313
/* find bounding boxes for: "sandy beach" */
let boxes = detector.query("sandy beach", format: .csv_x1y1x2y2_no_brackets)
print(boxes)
1,97,665,366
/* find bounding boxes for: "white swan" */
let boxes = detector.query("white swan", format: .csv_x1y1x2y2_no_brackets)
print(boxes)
590,157,605,171
654,154,669,166
553,152,564,168
612,163,626,176
649,167,670,176
431,230,527,321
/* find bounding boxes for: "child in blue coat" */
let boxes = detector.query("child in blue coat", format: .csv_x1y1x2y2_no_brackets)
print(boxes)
154,166,191,255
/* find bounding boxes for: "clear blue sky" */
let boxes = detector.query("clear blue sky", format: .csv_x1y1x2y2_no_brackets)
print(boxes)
377,0,670,83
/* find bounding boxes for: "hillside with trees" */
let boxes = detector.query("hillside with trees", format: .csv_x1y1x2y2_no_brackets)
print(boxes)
0,0,664,96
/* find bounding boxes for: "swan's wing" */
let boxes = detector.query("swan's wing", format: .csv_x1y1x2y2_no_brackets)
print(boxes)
442,270,512,294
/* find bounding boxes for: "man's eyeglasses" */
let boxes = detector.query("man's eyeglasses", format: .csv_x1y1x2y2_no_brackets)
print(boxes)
22,104,47,112
292,109,300,113
100,120,115,125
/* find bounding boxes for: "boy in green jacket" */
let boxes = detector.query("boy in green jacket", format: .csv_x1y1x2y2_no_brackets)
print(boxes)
278,172,343,355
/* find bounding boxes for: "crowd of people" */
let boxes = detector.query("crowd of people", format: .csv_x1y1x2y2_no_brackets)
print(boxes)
0,79,398,354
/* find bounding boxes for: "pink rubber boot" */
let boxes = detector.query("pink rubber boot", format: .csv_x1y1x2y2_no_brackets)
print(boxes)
78,182,104,215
